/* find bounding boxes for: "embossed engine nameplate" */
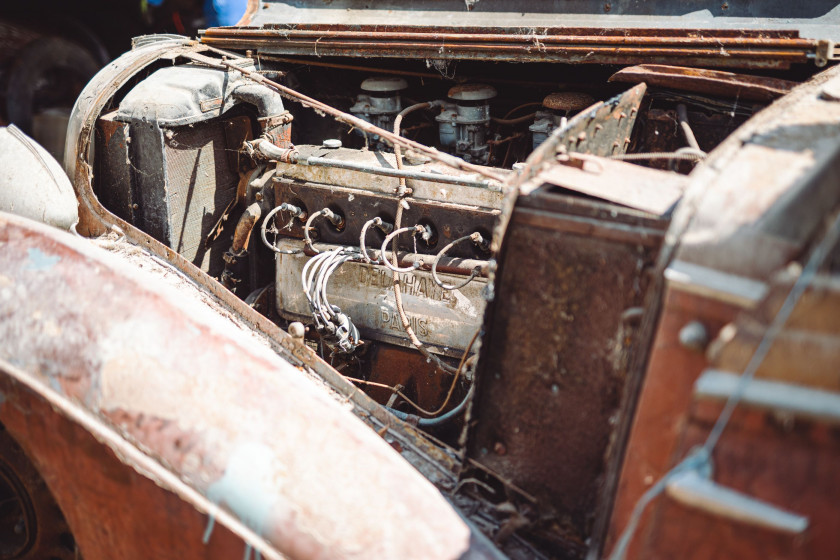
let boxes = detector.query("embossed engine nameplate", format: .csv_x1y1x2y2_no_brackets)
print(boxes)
275,241,487,357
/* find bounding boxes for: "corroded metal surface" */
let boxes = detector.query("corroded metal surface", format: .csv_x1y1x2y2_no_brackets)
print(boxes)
604,287,742,559
50,18,840,560
53,40,514,558
0,363,283,560
631,108,750,171
358,344,467,413
468,190,667,557
644,416,840,560
0,212,487,559
202,23,824,69
533,156,686,215
608,282,840,559
542,92,597,112
274,145,505,210
671,63,840,280
708,271,840,392
609,65,798,102
515,83,647,179
605,64,840,560
272,176,499,261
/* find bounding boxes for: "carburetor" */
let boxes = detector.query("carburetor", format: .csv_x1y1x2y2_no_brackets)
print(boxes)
529,91,596,149
436,84,496,164
350,76,408,150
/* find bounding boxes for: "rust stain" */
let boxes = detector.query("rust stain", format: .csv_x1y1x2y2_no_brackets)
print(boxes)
202,25,816,69
610,64,799,102
359,344,467,413
640,412,840,559
604,287,743,558
469,192,665,555
0,372,276,560
0,212,476,560
542,92,598,112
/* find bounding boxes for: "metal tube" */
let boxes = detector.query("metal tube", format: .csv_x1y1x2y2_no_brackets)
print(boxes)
299,156,502,191
302,240,490,278
231,202,262,253
431,233,484,291
206,28,814,48
676,104,701,152
253,139,297,162
394,101,442,196
207,38,809,64
387,384,474,427
222,202,263,291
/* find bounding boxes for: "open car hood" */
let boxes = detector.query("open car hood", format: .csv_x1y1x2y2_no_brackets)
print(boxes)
201,0,840,69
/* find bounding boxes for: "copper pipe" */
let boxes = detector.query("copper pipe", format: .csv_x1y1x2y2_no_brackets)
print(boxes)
205,28,812,48
207,38,810,62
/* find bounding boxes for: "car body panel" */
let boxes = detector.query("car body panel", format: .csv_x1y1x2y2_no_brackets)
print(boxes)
0,210,499,559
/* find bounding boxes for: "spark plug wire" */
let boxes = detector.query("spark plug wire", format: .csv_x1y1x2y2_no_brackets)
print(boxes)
359,217,394,264
304,207,344,254
431,232,487,290
261,203,306,254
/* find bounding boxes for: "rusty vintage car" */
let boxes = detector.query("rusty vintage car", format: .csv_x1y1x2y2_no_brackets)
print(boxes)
2,1,840,559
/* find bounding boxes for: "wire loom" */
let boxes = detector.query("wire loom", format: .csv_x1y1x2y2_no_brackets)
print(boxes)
300,246,363,354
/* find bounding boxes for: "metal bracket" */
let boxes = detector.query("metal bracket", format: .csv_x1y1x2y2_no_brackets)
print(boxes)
666,469,808,534
815,40,837,67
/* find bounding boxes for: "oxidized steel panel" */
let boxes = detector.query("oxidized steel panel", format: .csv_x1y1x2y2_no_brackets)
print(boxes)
469,200,662,555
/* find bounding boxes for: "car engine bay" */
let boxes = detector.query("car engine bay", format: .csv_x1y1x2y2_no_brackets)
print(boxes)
82,18,832,554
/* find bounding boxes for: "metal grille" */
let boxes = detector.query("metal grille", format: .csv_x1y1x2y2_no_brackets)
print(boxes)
164,121,239,276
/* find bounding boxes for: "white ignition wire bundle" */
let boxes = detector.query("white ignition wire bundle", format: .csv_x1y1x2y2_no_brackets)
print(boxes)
301,246,362,354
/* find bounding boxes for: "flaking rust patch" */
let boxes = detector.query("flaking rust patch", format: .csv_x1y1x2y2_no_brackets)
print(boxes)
100,352,183,420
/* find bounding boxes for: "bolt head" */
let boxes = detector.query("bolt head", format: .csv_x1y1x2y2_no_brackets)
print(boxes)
289,322,306,339
678,320,709,352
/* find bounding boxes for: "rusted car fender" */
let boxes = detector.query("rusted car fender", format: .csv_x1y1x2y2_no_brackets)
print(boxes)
0,211,500,559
